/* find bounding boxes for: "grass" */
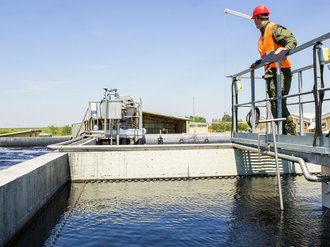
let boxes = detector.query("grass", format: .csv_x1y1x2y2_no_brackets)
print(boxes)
0,128,32,135
0,125,72,136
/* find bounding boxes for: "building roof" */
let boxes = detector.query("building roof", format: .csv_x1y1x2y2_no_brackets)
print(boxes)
292,112,330,122
322,112,330,118
142,111,188,121
291,113,315,120
307,122,315,130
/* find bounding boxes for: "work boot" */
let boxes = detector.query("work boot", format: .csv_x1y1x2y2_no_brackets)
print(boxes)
284,120,297,135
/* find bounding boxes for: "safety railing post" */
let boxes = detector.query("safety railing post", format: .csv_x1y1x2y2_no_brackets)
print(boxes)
250,70,256,133
271,119,284,211
313,43,324,146
231,77,239,134
276,61,283,134
265,81,271,134
298,70,304,136
105,98,108,138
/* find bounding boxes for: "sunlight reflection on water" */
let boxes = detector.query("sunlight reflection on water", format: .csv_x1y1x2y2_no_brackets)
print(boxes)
32,176,330,247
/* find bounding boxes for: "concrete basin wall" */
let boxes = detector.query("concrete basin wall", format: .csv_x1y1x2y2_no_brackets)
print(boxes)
68,145,238,181
0,143,322,245
68,144,321,181
0,153,70,247
0,137,71,147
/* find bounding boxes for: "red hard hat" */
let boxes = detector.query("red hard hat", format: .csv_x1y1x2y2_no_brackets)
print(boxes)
251,5,270,19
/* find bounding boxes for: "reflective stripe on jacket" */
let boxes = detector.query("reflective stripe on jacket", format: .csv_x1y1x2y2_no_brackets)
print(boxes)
258,22,291,70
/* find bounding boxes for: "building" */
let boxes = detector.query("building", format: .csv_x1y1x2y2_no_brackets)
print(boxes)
256,113,330,134
291,113,330,134
188,122,209,134
321,112,330,133
291,113,315,133
142,112,188,134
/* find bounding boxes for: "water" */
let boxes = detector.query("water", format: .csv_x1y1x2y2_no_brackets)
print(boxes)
11,176,330,247
0,147,49,170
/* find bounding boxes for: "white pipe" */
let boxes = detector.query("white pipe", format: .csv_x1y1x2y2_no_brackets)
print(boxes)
271,121,284,210
232,143,330,182
224,9,253,21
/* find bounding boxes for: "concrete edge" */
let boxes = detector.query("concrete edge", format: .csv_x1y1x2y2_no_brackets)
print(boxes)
0,152,70,247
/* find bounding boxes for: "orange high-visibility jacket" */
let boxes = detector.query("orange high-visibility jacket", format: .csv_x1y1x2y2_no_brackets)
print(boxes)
258,22,291,70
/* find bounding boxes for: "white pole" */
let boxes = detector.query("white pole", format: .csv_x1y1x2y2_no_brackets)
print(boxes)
193,96,195,122
272,120,284,211
224,9,253,21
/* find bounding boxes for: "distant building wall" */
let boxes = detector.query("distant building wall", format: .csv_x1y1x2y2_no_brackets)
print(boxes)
323,114,330,133
291,113,330,134
256,113,330,134
188,123,209,133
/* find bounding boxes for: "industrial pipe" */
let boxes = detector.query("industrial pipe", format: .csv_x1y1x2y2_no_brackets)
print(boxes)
232,143,330,182
47,138,330,183
224,9,253,21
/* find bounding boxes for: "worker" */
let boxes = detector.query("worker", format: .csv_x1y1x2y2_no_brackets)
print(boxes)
250,5,297,135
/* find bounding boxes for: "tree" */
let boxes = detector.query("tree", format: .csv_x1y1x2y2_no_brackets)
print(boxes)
222,113,232,122
238,122,249,131
209,122,231,132
187,115,206,123
61,125,72,136
44,125,72,136
46,125,60,136
209,112,249,132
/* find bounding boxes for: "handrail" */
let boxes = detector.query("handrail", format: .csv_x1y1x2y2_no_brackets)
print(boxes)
289,32,330,55
229,32,330,78
233,87,330,108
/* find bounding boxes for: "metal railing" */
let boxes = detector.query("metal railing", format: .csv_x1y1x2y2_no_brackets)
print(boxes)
229,32,330,144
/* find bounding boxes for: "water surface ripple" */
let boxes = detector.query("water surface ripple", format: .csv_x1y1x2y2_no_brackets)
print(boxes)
0,147,49,170
31,177,330,247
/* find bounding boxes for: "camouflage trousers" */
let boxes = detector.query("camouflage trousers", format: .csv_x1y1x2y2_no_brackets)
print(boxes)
265,68,296,135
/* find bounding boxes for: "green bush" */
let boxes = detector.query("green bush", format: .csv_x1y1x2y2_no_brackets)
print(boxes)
43,125,72,136
209,122,231,132
238,122,249,131
61,125,72,136
0,128,31,135
209,121,249,132
186,116,207,123
0,129,12,134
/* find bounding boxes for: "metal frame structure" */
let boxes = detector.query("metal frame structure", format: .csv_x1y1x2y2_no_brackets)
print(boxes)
227,33,330,210
230,33,330,139
67,89,146,146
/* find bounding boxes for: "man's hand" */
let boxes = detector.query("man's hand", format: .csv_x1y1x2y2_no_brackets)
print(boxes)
274,47,288,55
250,59,262,69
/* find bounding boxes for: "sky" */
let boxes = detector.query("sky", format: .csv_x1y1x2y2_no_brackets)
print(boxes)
0,0,330,127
